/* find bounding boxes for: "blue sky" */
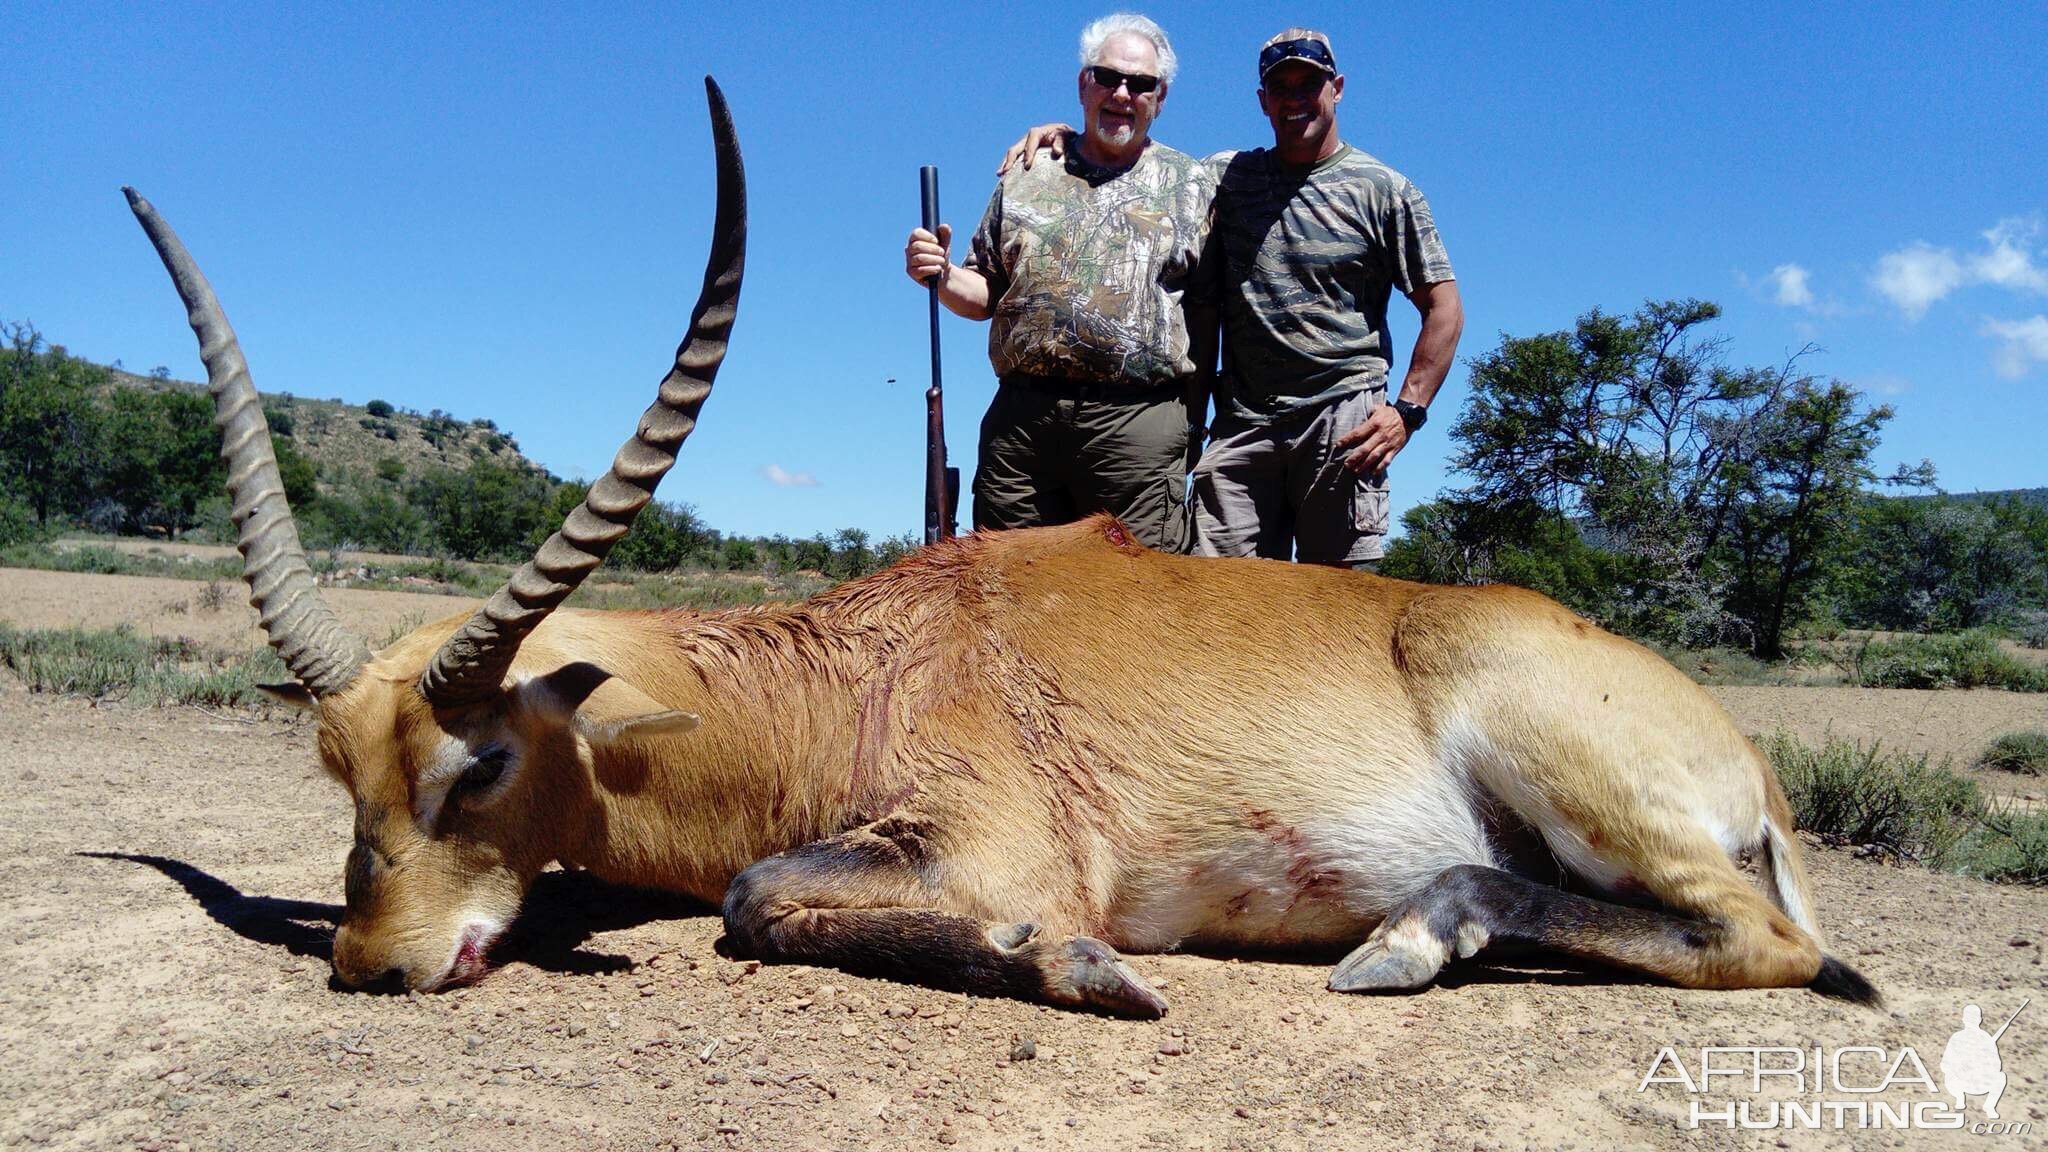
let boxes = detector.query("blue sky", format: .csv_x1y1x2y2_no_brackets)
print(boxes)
5,1,2043,541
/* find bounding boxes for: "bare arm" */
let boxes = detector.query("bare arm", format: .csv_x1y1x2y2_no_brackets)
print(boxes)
903,224,994,321
1332,279,1464,475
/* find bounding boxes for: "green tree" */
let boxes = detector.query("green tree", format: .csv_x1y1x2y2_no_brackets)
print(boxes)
1721,381,1892,656
98,388,224,536
1440,300,1900,653
1836,494,2048,631
0,324,104,526
410,460,555,560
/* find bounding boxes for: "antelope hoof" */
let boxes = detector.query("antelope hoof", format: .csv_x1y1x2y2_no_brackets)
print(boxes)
1329,922,1448,993
1048,937,1168,1018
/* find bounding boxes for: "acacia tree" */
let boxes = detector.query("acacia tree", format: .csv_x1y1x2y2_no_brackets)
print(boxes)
1443,299,1898,652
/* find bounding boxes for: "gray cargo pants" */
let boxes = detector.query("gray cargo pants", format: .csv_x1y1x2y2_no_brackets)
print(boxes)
1192,387,1390,567
972,376,1195,553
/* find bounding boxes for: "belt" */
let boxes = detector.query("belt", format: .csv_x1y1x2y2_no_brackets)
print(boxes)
1001,373,1182,402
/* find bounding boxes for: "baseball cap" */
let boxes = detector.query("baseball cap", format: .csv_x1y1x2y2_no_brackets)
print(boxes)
1258,30,1337,80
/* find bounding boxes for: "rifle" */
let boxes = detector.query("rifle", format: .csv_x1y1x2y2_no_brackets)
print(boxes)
920,165,959,544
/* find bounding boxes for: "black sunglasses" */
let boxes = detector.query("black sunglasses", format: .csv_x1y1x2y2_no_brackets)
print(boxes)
1258,38,1336,79
1088,66,1161,96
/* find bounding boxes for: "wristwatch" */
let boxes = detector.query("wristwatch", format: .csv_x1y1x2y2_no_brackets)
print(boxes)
1392,398,1428,433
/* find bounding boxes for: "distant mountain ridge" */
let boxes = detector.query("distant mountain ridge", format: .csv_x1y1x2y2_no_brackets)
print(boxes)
103,365,551,493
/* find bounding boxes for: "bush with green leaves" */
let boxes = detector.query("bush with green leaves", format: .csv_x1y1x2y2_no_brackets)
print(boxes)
1843,630,2048,692
1978,731,2048,775
1764,732,2048,884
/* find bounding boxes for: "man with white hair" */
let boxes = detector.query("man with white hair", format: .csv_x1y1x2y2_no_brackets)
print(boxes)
903,13,1215,552
1001,29,1465,569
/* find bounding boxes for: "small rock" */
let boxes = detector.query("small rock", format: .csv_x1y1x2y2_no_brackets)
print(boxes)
715,1122,740,1135
1009,1036,1037,1062
1157,1040,1185,1057
1234,1106,1252,1119
936,1129,959,1145
2010,937,2032,947
706,1071,729,1085
839,1022,861,1039
567,1022,588,1038
739,960,761,975
605,1012,622,1030
464,1034,484,1052
884,1002,915,1019
889,1037,914,1054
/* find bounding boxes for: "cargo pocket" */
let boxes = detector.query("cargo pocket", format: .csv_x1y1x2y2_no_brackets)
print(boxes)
1350,477,1390,538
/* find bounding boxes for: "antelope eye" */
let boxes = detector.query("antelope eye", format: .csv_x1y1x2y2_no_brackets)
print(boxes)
457,749,508,793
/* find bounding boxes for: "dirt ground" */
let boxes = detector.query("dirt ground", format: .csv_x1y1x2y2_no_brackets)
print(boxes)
1,568,2045,1150
0,566,479,650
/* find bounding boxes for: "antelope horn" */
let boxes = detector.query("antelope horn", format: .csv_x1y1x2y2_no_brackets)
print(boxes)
418,76,746,706
125,188,371,699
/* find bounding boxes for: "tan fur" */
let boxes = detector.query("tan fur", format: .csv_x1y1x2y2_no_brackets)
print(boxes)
306,515,1836,1000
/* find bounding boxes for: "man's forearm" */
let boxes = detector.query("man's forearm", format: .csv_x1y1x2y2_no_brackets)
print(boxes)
1398,280,1463,407
936,265,995,321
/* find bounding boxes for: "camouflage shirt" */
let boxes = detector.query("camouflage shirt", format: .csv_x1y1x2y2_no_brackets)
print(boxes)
966,136,1215,387
1204,144,1454,424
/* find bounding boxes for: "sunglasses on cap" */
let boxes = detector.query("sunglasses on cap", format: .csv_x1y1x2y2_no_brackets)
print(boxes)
1258,37,1336,80
1088,66,1161,96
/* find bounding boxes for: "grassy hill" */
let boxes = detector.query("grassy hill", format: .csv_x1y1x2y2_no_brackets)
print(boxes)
104,366,551,492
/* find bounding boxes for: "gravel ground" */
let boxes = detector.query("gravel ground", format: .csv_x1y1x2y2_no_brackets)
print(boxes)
0,679,2043,1151
2,565,2045,1149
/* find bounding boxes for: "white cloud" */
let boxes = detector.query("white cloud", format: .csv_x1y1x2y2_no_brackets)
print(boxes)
1769,263,1814,308
1983,315,2048,378
1972,217,2048,294
1872,243,1965,321
1873,216,2048,321
760,464,819,488
1854,373,1913,397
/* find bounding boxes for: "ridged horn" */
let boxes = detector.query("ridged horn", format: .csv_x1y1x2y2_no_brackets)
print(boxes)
418,76,746,707
125,187,371,699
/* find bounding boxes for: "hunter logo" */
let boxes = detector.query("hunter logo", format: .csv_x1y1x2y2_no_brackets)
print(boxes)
1637,999,2031,1135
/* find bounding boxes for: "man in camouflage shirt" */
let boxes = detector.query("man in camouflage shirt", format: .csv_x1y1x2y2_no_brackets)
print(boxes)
998,29,1465,568
902,13,1214,552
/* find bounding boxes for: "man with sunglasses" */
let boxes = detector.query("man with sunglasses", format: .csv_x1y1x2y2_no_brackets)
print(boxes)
902,13,1215,552
999,29,1465,570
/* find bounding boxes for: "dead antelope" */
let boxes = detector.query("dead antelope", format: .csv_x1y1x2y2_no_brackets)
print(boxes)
128,79,1876,1018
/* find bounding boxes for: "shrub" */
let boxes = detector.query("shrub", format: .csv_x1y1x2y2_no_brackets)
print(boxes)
0,624,288,707
1978,731,2048,775
0,493,46,547
1764,732,2048,884
1966,806,2048,884
1763,733,1980,866
365,399,394,418
2017,613,2048,651
1843,631,2048,692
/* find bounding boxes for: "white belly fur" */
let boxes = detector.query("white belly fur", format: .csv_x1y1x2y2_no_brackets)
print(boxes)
1110,773,1496,951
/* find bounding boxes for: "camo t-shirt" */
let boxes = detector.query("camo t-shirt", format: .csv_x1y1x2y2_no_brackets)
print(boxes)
966,136,1215,387
1204,144,1454,424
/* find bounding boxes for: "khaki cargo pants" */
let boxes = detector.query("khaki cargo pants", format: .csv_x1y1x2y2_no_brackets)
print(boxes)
1192,387,1390,567
972,377,1195,553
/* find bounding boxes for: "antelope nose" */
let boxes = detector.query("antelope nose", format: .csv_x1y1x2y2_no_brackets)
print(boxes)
329,925,401,991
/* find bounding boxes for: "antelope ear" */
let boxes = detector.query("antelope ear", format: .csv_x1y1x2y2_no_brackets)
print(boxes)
570,674,700,745
258,682,318,711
